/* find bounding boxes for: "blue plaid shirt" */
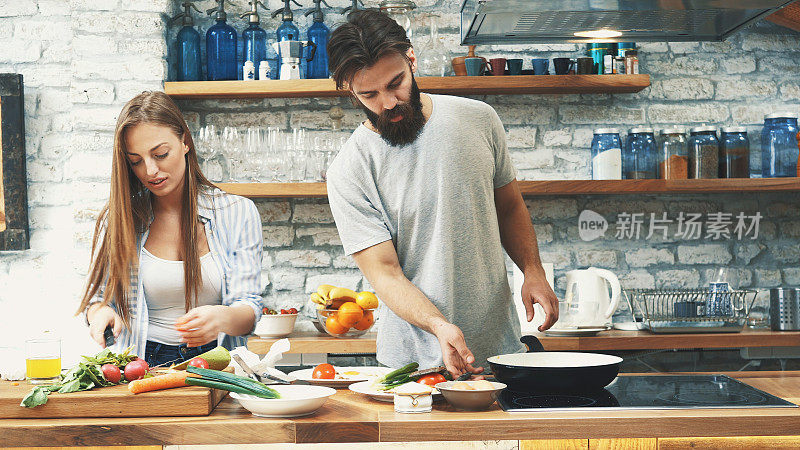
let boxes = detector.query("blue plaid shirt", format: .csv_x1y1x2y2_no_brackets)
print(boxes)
89,187,264,357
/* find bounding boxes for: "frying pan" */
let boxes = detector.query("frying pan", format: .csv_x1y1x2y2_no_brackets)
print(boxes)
488,335,622,392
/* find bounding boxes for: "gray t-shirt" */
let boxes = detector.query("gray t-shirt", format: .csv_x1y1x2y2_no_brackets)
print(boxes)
327,94,524,369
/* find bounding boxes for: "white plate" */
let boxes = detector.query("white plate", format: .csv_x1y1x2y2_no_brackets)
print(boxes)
230,385,336,418
288,366,393,387
349,380,441,402
544,326,609,337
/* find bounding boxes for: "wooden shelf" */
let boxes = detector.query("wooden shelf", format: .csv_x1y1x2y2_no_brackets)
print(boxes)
164,74,651,99
768,2,800,32
217,178,800,199
247,331,376,354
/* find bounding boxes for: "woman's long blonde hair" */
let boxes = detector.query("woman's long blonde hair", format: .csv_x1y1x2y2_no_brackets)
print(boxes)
77,91,214,327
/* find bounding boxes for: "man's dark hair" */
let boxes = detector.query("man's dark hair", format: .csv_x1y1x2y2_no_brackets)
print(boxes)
328,9,412,90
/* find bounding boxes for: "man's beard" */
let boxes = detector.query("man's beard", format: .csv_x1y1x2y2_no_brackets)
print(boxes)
362,76,425,147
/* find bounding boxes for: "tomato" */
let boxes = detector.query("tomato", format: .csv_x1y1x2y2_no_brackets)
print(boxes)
280,309,288,314
288,307,298,314
187,357,210,369
101,363,122,384
417,373,447,387
123,359,149,381
312,363,336,379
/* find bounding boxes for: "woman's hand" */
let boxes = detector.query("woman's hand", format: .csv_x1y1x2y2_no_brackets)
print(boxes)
87,304,122,348
175,305,229,347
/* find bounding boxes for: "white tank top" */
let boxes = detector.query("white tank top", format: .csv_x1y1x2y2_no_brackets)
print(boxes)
141,247,223,345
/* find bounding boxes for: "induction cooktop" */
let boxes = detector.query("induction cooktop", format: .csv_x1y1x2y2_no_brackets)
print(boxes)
497,375,797,412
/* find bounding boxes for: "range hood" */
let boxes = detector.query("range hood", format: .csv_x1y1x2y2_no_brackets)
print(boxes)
460,0,796,44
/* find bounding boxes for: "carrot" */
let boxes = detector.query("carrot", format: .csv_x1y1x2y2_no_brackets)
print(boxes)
128,371,198,394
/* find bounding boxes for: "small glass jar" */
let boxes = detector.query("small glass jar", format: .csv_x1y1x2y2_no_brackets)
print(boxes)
761,112,799,178
591,128,622,180
688,126,719,179
625,127,657,179
720,127,750,178
394,391,433,413
659,128,688,179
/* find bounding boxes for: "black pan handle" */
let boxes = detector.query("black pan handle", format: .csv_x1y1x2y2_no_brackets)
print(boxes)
520,335,544,353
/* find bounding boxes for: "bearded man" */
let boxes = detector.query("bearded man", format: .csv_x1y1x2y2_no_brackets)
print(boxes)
325,9,559,378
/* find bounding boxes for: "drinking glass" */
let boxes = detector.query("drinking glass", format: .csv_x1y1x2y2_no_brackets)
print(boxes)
26,337,61,384
264,127,285,182
222,126,243,182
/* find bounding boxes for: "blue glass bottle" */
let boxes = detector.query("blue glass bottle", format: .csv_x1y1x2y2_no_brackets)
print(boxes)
206,0,238,81
271,0,302,80
761,112,799,178
304,0,331,79
241,1,269,79
171,2,202,81
625,127,657,179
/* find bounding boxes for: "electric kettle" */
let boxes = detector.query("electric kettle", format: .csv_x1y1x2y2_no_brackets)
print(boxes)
559,267,621,328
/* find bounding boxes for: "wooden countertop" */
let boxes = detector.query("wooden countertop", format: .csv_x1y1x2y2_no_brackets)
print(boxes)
3,371,799,446
247,329,800,355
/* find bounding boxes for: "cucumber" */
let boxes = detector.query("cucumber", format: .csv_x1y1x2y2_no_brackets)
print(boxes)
186,366,280,398
186,377,277,398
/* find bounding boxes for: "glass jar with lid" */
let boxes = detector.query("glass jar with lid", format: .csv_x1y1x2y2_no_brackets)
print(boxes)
659,128,688,179
720,127,750,178
380,1,417,42
625,127,657,179
591,128,622,180
688,126,719,179
761,112,799,178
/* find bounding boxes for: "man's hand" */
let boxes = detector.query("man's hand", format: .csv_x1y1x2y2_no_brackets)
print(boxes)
432,320,484,379
175,305,228,347
521,271,559,331
87,304,123,348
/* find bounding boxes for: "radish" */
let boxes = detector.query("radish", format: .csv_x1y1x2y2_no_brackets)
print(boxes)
101,364,122,384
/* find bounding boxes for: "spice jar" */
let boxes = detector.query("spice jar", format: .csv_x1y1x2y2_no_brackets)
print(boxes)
591,128,622,180
719,127,750,178
761,112,799,178
659,128,688,179
625,127,657,179
688,126,719,179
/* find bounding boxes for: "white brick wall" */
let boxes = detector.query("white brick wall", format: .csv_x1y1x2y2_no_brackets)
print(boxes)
2,2,800,362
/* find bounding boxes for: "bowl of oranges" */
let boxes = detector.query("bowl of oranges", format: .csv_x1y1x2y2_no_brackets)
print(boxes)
311,285,379,338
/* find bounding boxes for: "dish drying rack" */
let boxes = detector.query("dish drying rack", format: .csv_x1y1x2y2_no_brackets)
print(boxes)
622,288,759,334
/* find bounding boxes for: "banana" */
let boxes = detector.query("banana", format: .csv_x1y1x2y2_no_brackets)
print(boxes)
310,292,330,307
317,284,336,301
329,286,358,303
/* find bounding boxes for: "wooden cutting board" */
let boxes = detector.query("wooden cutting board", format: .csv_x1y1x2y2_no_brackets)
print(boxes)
0,380,228,419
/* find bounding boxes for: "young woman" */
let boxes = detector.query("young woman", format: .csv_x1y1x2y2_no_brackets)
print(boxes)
77,91,264,367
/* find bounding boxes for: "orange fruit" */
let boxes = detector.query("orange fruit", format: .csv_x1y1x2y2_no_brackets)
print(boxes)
356,291,379,309
353,310,374,331
325,314,349,335
337,302,364,328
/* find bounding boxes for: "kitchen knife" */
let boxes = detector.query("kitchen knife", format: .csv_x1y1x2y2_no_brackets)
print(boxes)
231,354,263,382
407,365,446,378
103,325,115,347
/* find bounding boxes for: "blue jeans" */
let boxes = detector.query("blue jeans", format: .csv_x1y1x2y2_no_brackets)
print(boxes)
144,340,218,368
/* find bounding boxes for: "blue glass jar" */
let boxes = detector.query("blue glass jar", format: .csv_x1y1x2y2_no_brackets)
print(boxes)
688,126,719,179
761,112,799,178
625,127,657,179
720,127,750,178
591,128,622,180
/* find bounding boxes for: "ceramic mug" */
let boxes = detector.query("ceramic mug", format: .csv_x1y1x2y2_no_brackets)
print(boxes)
553,57,574,75
465,57,489,76
577,57,594,75
507,58,523,75
531,58,549,75
489,58,507,76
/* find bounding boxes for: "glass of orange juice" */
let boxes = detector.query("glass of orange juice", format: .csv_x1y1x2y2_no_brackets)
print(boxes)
26,337,61,384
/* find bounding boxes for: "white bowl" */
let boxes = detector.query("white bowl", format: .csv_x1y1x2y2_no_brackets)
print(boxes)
230,385,337,417
435,380,506,411
255,313,298,338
